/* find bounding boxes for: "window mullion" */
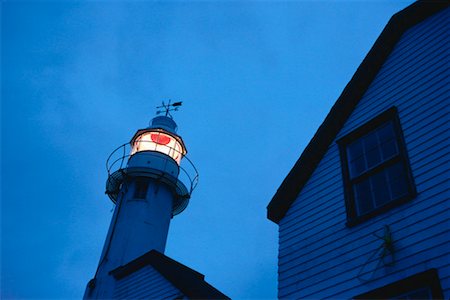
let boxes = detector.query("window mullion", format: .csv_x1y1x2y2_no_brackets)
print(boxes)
350,155,402,185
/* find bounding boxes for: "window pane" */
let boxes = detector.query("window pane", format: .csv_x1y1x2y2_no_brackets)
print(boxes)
364,131,382,169
354,179,374,215
381,139,398,160
350,157,366,178
348,139,366,178
371,170,391,207
386,163,409,200
347,139,364,162
377,122,396,143
377,122,399,160
365,144,382,169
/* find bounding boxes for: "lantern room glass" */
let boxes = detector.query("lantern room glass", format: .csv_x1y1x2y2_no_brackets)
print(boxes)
131,131,184,164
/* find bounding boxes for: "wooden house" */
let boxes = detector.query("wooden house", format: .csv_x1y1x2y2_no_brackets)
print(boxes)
267,2,449,298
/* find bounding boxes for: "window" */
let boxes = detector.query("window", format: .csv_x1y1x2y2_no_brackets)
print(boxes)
338,107,416,226
133,180,149,199
354,269,443,299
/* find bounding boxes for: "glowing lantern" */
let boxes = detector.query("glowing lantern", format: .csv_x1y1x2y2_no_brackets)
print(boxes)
131,131,185,164
130,116,187,165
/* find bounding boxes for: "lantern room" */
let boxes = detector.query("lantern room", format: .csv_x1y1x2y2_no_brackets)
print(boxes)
105,112,198,216
130,116,187,164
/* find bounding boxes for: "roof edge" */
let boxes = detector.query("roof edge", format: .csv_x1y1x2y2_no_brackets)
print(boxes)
267,1,449,224
111,250,230,299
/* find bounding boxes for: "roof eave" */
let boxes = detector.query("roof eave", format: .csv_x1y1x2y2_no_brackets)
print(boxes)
110,250,230,299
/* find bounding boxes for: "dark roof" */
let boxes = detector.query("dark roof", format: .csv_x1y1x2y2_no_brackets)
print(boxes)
111,250,230,299
267,0,449,224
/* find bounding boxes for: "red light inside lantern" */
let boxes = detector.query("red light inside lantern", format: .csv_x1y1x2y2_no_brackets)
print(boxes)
150,133,171,145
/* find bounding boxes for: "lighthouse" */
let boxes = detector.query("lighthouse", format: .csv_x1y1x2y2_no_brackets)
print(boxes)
84,102,212,299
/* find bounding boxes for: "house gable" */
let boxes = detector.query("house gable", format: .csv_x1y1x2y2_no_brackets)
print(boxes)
267,0,449,224
276,4,449,299
111,250,229,299
113,264,182,299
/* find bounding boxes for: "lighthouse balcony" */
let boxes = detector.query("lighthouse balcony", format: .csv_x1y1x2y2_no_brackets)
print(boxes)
105,142,198,216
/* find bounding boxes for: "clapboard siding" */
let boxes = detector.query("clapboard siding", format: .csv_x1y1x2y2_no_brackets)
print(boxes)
281,152,342,217
279,179,448,255
280,234,449,299
280,159,448,252
442,274,450,296
113,265,182,299
280,175,343,234
361,33,447,104
280,151,448,240
340,60,448,138
340,23,448,131
280,188,447,257
296,252,450,299
356,30,448,104
329,262,450,299
279,214,449,289
278,7,449,299
279,192,448,273
347,15,448,107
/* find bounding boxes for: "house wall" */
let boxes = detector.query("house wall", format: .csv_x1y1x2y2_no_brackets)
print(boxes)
278,8,449,299
113,265,183,299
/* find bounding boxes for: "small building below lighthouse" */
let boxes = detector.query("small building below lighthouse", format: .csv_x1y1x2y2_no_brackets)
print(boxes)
84,102,228,299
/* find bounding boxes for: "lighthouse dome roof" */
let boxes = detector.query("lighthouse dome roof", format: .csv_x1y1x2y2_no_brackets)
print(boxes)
149,116,178,134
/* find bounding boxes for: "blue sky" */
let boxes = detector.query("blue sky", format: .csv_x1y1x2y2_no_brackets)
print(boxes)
2,1,412,299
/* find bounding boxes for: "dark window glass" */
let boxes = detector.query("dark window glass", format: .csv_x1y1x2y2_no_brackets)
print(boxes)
134,180,149,199
348,139,366,178
354,179,373,215
371,170,390,207
387,162,409,199
348,121,404,214
365,131,382,169
379,123,398,159
338,108,416,225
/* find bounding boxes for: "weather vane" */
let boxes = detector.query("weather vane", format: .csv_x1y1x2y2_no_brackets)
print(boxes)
156,100,183,118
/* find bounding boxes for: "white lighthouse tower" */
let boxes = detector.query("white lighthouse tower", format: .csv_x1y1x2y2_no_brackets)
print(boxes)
84,102,199,299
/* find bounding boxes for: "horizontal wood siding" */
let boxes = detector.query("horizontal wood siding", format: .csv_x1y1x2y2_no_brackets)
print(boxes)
278,8,449,299
113,265,182,299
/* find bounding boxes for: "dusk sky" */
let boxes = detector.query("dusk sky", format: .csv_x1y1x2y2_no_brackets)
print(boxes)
2,1,413,299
